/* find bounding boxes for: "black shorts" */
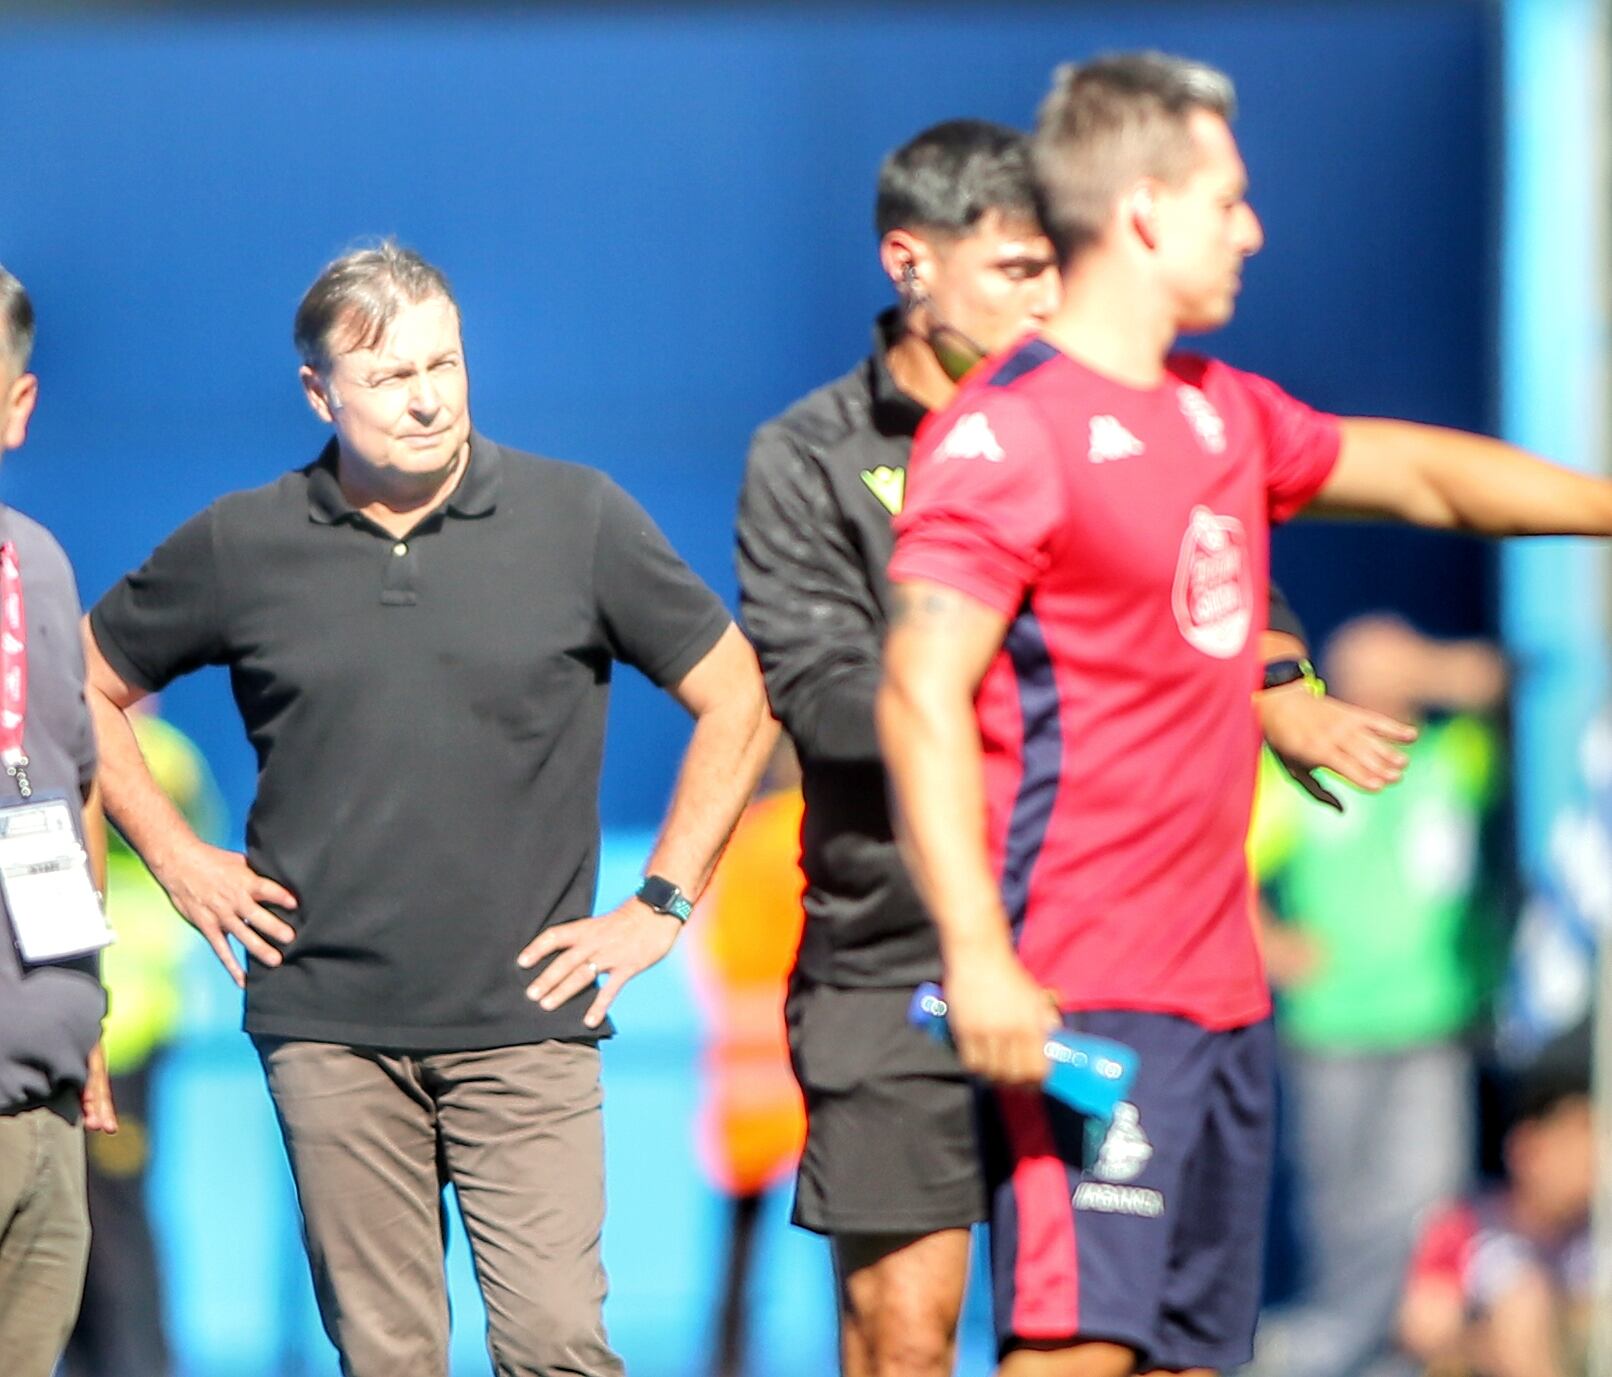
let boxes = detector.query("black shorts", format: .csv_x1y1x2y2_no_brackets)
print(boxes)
983,1012,1276,1371
785,977,987,1236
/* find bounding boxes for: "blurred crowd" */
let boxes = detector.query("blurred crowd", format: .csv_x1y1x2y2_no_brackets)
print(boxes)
1247,618,1598,1377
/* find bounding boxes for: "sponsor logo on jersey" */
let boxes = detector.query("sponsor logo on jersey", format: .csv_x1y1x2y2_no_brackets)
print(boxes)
932,412,1006,464
1088,414,1145,464
1073,1182,1166,1218
1171,506,1252,659
1091,1101,1153,1183
860,465,906,516
1177,385,1227,454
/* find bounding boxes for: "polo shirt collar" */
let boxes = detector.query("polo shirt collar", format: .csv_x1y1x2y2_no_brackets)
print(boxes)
306,431,502,526
868,308,929,439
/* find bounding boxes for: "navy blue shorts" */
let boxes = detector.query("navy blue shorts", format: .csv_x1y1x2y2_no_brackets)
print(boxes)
981,1012,1275,1370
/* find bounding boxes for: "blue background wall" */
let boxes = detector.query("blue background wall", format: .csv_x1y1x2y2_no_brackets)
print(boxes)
1,3,1501,1374
4,1,1497,829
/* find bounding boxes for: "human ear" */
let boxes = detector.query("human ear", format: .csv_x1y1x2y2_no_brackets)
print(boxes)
0,373,38,452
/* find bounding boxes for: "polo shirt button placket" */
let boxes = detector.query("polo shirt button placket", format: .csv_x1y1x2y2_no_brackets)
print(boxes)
381,536,420,607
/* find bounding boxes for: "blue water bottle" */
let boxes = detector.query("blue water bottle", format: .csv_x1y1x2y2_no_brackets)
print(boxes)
908,981,1138,1128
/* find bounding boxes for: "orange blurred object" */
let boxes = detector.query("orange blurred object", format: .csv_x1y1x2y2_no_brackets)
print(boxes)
690,787,808,1198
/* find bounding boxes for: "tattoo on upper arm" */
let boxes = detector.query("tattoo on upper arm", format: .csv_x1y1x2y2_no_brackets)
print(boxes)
888,584,968,630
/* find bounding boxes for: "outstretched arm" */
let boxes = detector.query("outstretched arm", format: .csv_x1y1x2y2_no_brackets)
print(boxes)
1310,419,1612,533
877,581,1058,1087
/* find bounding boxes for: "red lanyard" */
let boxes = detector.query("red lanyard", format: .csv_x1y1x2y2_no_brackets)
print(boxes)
0,541,31,797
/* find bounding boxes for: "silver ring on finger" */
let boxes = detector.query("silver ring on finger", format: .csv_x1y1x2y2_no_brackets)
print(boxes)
240,912,253,928
586,960,600,978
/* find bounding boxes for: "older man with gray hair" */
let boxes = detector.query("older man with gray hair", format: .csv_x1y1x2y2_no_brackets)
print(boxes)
0,263,115,1377
83,241,773,1376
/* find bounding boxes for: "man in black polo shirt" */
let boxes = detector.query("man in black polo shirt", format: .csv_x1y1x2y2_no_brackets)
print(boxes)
735,121,1416,1377
84,242,772,1376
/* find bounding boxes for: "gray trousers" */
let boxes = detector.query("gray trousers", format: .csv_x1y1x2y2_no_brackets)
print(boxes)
0,1091,90,1377
257,1038,625,1377
1260,1041,1473,1377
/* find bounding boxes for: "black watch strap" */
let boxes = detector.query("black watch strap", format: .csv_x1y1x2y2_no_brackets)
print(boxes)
636,874,693,923
1262,656,1323,694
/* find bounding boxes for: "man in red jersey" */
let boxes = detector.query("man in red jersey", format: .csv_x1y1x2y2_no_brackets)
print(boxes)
877,52,1612,1377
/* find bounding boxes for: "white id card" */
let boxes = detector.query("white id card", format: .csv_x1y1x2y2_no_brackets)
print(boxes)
0,794,114,964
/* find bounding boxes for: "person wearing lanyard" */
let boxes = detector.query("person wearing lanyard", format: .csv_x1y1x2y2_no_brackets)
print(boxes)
0,263,117,1377
82,242,773,1376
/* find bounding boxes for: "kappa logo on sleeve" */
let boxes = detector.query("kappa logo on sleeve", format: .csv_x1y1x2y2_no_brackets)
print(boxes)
860,466,906,516
1177,385,1227,454
932,412,1006,464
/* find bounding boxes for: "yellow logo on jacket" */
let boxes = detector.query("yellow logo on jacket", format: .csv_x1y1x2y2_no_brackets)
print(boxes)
861,466,905,516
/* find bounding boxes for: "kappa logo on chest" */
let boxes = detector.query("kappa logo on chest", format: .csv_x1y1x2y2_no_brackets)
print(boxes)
1087,414,1146,465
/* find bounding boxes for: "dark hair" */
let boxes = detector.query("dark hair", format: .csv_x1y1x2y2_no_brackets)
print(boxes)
1033,51,1237,263
875,119,1038,239
1508,1018,1593,1127
293,239,456,371
0,264,36,377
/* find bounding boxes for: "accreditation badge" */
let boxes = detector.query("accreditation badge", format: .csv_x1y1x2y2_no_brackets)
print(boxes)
0,793,114,964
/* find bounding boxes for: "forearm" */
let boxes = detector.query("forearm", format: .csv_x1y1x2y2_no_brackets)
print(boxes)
88,690,203,881
641,692,776,900
877,670,1012,964
1332,419,1612,533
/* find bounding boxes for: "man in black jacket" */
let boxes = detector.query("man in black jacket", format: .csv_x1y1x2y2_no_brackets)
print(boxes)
736,121,1414,1377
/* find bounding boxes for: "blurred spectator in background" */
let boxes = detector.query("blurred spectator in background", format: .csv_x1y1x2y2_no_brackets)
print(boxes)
63,704,224,1377
1399,1020,1594,1377
1251,617,1511,1377
689,739,808,1377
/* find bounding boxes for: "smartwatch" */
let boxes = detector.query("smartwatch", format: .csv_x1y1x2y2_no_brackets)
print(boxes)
1262,656,1325,696
636,874,694,923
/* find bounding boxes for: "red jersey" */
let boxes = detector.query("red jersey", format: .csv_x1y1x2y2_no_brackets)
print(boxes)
888,339,1340,1029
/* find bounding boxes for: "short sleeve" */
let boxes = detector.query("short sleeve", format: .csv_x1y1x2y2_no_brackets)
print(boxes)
89,508,228,693
1229,367,1342,525
889,391,1067,616
594,479,731,687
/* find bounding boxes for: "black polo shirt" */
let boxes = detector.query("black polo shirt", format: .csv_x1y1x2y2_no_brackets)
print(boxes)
90,434,730,1050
